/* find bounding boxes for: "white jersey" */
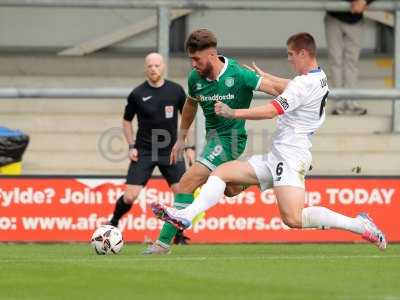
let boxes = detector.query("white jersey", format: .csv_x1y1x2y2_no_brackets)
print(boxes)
271,68,329,163
248,68,328,189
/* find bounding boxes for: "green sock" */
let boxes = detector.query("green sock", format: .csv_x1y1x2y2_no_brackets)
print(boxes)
158,193,194,246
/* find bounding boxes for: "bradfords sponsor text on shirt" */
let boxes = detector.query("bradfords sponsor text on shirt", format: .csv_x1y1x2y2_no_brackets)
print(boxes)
199,94,234,102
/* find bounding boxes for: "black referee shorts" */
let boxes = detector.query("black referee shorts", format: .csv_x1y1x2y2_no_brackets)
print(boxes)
126,154,185,186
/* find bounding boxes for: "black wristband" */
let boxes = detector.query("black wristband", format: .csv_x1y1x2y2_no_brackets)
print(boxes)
184,146,196,150
128,144,136,150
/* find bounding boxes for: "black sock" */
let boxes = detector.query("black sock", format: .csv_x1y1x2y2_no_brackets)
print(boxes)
109,195,132,226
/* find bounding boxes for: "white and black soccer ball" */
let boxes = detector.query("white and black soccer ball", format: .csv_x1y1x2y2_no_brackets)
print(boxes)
91,225,124,255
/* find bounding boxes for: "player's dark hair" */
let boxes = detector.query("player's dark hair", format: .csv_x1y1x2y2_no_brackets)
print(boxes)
185,28,217,53
286,32,316,57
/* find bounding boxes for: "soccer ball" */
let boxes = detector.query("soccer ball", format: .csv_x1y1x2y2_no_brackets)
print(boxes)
91,225,124,255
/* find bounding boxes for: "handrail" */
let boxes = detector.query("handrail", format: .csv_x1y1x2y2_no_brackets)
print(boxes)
0,87,398,100
0,0,397,10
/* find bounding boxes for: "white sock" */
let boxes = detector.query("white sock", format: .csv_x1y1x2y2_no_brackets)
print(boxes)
180,175,226,221
302,206,365,234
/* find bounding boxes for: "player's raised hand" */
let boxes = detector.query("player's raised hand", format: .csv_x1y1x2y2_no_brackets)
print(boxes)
243,63,255,72
129,148,139,161
215,101,235,119
250,62,267,77
170,137,185,165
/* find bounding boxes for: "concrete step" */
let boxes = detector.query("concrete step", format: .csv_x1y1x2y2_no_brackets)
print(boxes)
321,115,391,134
22,150,168,176
0,98,125,114
244,133,400,155
312,134,400,152
0,76,391,90
21,148,399,176
0,54,392,78
246,115,391,135
29,133,104,152
309,152,400,175
28,131,400,154
242,56,393,79
1,113,390,135
0,55,193,78
353,79,392,89
325,100,392,116
0,76,142,88
0,98,393,116
0,113,122,133
22,150,128,175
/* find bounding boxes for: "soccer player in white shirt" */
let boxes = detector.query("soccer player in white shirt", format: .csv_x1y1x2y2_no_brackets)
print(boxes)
152,32,387,250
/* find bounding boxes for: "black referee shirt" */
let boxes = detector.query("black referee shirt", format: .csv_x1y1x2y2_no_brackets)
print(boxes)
123,80,186,155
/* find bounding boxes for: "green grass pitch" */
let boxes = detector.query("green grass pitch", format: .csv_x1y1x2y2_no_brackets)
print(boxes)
1,243,399,300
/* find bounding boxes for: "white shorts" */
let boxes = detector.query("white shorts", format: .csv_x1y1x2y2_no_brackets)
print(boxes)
248,151,310,190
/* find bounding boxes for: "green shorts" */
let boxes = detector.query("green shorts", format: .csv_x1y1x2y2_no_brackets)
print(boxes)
197,133,247,171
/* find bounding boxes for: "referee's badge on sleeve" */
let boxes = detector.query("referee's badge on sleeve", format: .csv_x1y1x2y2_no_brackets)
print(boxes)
165,105,174,118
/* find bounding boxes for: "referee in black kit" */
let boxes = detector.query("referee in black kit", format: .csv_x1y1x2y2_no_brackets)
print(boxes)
108,53,195,245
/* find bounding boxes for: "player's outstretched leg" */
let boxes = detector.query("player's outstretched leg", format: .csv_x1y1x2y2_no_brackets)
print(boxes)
151,175,228,229
152,161,260,230
300,206,387,250
274,186,388,251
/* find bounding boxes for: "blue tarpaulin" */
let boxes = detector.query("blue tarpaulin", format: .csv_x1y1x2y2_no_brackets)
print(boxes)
0,127,29,167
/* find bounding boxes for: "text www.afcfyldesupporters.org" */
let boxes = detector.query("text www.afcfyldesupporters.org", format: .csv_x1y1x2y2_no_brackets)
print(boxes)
0,214,288,231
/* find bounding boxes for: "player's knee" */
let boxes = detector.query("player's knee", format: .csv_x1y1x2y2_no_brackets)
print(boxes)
281,214,302,228
224,184,244,197
170,183,180,194
123,192,138,204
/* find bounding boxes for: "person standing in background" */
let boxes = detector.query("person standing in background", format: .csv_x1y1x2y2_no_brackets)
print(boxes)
325,0,375,115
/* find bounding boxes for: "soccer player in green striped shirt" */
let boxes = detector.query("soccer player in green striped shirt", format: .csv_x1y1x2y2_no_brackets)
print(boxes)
144,28,285,254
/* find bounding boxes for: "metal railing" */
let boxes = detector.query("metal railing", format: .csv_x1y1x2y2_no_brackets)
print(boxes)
0,1,398,10
0,87,399,100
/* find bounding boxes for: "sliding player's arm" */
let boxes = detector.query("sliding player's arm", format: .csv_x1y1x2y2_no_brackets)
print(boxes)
215,100,279,120
259,75,290,96
216,76,303,120
244,62,290,96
